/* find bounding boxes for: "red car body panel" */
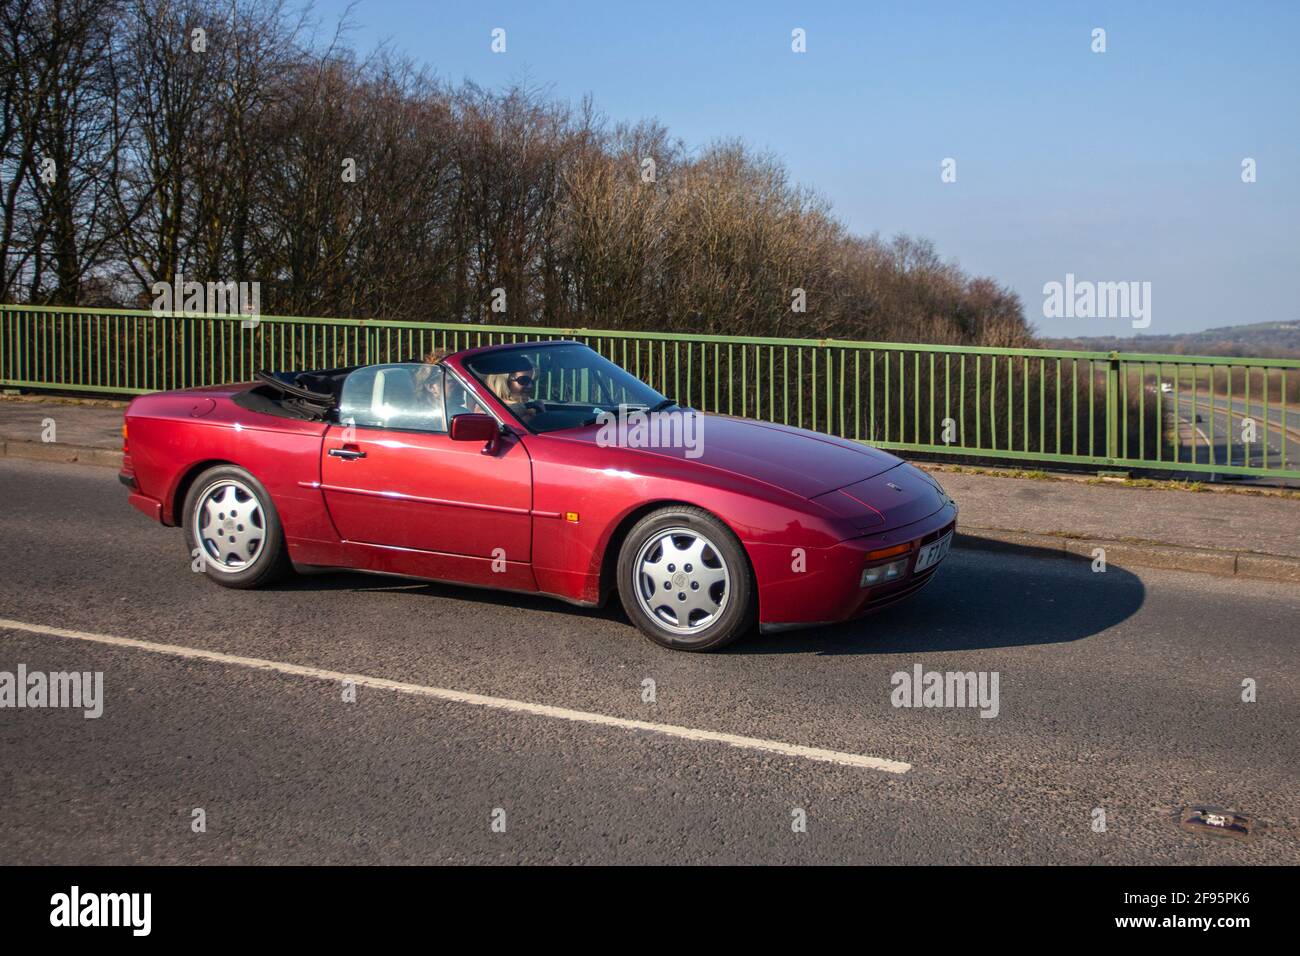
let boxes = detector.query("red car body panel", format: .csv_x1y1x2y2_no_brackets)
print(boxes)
120,344,957,630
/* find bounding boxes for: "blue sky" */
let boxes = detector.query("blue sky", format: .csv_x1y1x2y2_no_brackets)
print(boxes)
310,0,1299,338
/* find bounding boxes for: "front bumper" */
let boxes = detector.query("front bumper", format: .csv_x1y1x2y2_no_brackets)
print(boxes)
754,502,958,632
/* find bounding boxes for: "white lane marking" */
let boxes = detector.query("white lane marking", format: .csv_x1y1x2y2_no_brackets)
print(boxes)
0,618,911,774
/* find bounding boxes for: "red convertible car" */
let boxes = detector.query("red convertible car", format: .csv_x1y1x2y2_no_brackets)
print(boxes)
120,340,957,651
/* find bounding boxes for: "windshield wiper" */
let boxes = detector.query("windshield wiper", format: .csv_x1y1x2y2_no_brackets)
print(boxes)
576,399,676,428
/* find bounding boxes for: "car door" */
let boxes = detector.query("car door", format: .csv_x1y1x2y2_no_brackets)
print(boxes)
319,364,533,568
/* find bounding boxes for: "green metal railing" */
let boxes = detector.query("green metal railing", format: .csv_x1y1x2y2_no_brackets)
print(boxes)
3,304,1298,478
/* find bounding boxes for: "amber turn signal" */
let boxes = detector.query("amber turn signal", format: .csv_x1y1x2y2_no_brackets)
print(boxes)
863,542,910,562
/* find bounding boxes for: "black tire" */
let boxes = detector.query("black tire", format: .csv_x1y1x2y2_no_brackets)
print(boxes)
182,464,291,589
616,505,756,651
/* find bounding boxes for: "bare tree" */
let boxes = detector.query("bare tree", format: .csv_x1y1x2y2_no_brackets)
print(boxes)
0,0,1032,352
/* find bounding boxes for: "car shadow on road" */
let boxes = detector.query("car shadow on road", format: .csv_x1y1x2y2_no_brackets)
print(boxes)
731,541,1146,656
268,568,628,623
267,541,1145,656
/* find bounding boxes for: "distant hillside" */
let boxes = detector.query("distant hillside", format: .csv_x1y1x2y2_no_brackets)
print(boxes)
1042,320,1300,358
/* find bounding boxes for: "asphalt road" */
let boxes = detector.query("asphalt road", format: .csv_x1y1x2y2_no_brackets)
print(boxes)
1172,394,1298,472
1,458,1297,864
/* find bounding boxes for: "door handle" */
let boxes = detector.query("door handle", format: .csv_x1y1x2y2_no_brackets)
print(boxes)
329,446,366,460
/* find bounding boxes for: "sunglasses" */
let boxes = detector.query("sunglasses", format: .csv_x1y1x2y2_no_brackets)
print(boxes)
509,374,534,387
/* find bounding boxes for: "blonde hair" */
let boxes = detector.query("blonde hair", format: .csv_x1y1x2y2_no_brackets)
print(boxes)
486,357,534,404
486,373,513,403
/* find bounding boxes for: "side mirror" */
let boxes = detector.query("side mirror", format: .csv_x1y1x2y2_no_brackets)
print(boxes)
450,413,501,454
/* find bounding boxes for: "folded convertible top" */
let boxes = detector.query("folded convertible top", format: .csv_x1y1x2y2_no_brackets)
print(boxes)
233,366,357,421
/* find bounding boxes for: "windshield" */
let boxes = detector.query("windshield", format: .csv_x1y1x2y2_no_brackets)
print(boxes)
463,343,669,433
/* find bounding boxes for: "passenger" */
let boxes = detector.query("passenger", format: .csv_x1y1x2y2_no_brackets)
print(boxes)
412,349,450,431
413,348,488,426
446,376,486,418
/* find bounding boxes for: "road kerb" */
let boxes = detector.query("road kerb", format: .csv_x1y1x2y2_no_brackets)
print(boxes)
957,526,1299,583
0,439,122,468
1235,552,1300,584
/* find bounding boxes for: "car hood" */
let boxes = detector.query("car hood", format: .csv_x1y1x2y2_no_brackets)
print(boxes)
558,413,903,498
809,462,954,531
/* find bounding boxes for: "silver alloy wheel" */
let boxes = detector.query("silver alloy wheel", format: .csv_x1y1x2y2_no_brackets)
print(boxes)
193,479,265,573
633,527,730,635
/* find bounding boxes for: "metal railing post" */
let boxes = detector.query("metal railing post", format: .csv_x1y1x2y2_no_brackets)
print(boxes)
1106,352,1121,462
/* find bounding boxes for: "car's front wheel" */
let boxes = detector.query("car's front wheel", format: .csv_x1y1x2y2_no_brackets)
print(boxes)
182,464,290,589
616,506,755,651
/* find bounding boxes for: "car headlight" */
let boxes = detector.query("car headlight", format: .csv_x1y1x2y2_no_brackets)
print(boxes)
860,557,909,588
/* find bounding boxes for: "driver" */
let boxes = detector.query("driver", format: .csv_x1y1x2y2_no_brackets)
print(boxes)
488,359,539,422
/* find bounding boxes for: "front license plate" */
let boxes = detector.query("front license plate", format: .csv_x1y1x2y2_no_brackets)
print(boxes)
913,531,953,573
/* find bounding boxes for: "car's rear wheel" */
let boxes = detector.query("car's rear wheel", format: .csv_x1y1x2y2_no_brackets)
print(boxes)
616,506,755,651
182,465,290,589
